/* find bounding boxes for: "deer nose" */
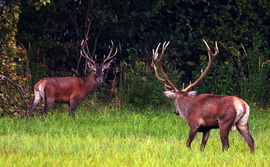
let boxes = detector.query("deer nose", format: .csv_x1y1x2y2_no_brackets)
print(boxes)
97,77,103,83
173,110,180,115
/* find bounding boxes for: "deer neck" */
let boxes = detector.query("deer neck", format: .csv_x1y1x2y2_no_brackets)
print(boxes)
175,93,195,120
84,72,101,96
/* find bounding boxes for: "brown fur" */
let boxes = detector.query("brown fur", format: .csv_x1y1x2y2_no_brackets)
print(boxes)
165,91,254,153
26,65,105,119
152,40,254,152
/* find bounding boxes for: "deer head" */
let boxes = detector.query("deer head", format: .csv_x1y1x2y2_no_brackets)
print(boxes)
81,40,118,83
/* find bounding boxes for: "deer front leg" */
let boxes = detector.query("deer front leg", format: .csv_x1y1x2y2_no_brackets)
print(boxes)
69,104,77,119
200,130,211,151
219,119,234,151
186,127,198,151
69,97,82,119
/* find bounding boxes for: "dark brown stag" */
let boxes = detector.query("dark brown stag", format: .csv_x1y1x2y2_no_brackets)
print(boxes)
152,40,254,153
25,41,117,119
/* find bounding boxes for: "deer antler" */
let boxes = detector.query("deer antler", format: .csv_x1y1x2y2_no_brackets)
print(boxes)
153,39,219,93
103,41,118,65
152,41,178,92
80,39,95,65
182,39,219,92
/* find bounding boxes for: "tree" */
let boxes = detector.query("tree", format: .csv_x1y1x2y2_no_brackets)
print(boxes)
0,0,50,116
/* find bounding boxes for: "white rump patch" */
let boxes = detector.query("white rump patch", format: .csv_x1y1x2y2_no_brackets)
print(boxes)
232,97,250,130
33,82,46,103
38,83,45,100
33,89,42,103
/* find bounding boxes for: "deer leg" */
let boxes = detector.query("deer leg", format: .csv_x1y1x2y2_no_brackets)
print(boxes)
200,130,211,151
69,104,76,119
40,98,55,119
219,119,234,151
25,100,41,118
186,127,198,150
220,130,230,151
25,94,42,119
237,123,254,153
69,98,81,119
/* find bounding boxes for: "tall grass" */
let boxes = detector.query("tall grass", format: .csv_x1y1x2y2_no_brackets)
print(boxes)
0,105,269,166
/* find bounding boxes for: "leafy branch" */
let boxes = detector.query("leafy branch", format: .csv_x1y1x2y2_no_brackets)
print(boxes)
0,75,29,110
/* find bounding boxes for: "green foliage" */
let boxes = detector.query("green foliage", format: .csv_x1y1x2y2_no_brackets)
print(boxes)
191,44,236,95
1,0,270,112
194,41,270,108
0,0,51,116
118,56,180,109
118,61,174,109
0,2,29,115
238,46,270,108
18,0,75,84
27,0,51,10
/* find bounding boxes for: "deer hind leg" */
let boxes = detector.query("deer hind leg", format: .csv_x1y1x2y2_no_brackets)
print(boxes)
237,123,254,153
25,90,42,119
200,130,211,151
40,95,55,119
236,104,254,153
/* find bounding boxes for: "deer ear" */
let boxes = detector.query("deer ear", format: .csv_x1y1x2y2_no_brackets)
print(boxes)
188,91,197,96
163,91,176,99
88,62,96,71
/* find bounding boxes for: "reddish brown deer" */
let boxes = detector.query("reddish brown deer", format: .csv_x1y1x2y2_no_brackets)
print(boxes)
152,40,254,153
25,41,117,119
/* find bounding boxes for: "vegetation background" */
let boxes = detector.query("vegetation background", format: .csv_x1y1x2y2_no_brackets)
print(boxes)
1,0,270,114
1,0,270,115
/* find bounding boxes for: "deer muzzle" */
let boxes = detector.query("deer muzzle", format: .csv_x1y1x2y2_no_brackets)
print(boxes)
96,77,103,83
173,107,180,115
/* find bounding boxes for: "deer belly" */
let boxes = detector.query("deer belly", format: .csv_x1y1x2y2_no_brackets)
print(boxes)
54,94,71,103
198,108,219,127
200,118,219,128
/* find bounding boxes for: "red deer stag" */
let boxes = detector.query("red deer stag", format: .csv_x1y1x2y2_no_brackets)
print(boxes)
152,40,254,153
25,41,117,119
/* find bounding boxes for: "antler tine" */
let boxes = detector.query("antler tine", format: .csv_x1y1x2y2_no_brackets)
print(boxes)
152,42,166,82
182,39,219,92
203,39,219,58
153,43,161,60
165,83,172,90
152,41,178,92
153,65,165,82
160,41,170,61
80,39,95,64
103,41,118,64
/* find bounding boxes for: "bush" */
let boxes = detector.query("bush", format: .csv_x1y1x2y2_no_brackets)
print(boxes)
118,61,174,109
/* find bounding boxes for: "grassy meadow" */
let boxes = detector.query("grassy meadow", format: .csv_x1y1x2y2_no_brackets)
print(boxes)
0,103,269,167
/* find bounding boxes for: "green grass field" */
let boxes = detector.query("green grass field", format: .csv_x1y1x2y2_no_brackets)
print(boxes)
0,104,269,167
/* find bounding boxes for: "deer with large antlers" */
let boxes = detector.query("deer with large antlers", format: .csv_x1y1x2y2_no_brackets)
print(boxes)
152,40,254,153
25,41,117,119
